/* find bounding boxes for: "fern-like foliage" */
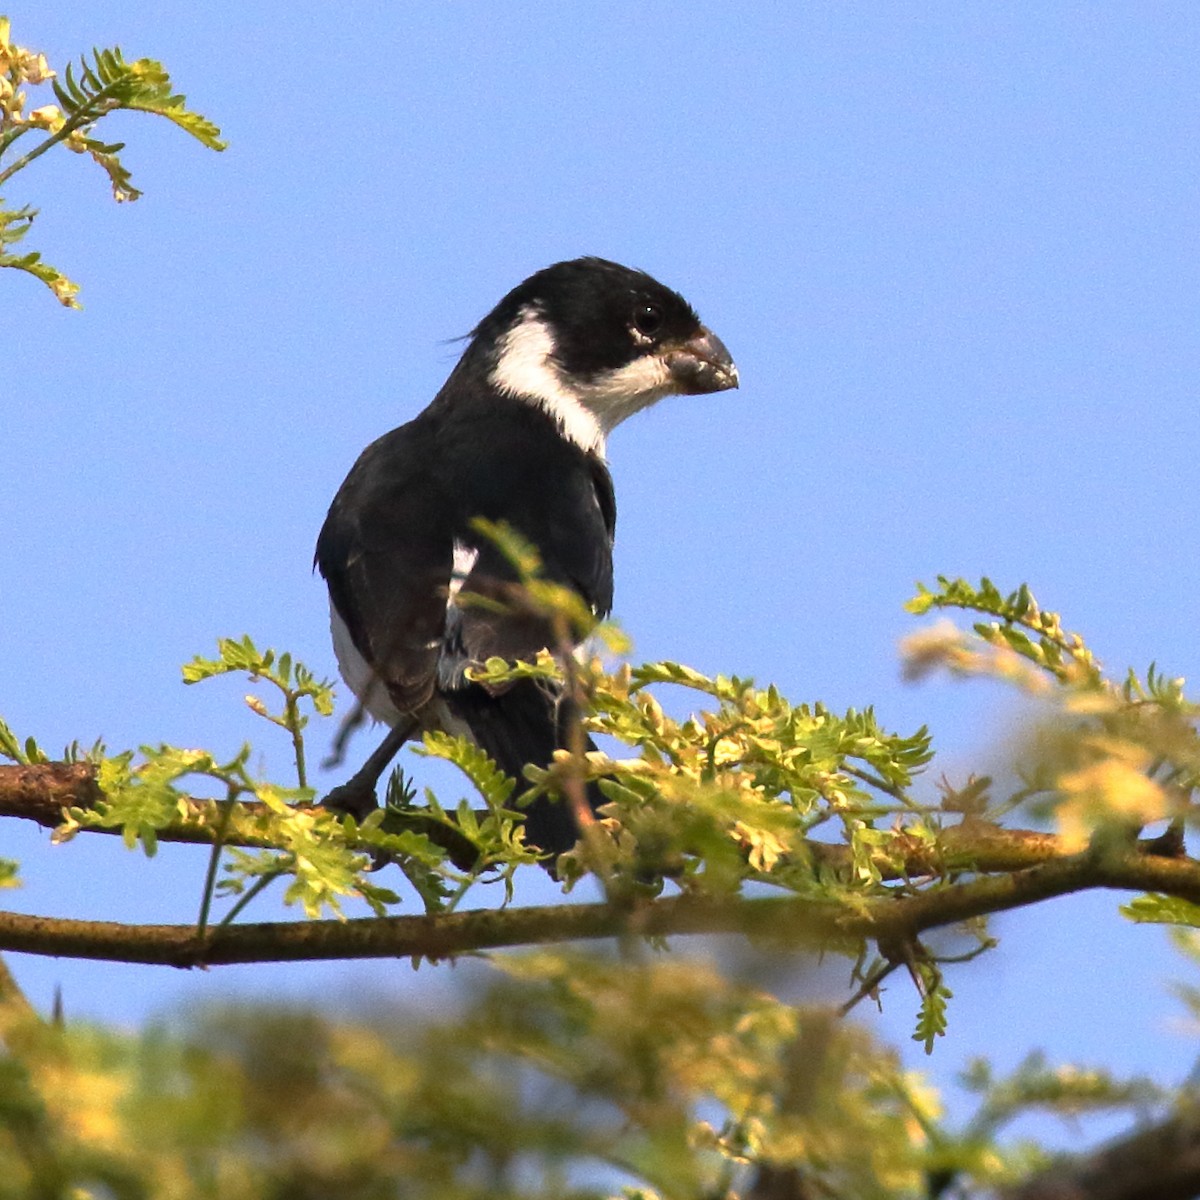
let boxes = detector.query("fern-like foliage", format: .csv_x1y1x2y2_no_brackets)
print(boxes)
183,635,335,790
418,731,519,813
1121,893,1200,927
906,576,1101,686
183,635,335,718
961,1050,1162,1136
911,961,952,1054
0,21,225,305
78,745,254,855
0,713,48,765
51,48,225,150
0,203,79,305
568,657,935,891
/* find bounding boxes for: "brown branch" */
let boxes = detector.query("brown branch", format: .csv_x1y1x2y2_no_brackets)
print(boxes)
0,833,1197,968
5,761,1200,968
0,762,105,830
0,762,476,861
999,1100,1200,1200
0,763,1084,874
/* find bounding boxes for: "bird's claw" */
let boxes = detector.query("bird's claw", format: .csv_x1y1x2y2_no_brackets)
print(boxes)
321,780,380,821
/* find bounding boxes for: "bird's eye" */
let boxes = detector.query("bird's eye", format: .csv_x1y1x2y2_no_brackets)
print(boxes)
632,302,663,337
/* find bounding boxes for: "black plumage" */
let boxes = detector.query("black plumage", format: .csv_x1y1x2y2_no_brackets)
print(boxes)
316,257,737,865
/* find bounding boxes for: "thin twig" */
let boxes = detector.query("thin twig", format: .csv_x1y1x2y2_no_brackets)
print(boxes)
841,763,918,808
838,959,901,1017
194,795,235,939
552,610,614,892
0,109,93,188
216,865,288,930
285,691,307,790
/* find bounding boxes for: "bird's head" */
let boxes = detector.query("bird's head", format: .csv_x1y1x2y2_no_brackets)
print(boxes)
475,257,738,453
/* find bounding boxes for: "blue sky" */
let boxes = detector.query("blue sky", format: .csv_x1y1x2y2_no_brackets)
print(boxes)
5,2,1200,1128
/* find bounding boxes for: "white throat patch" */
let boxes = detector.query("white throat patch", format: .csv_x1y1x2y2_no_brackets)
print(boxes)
491,310,605,453
490,307,680,455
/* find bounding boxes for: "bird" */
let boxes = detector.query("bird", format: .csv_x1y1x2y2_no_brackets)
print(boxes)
315,256,738,865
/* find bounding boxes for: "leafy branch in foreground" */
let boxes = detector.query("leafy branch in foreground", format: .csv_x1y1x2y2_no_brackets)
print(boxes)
42,638,416,923
3,580,1200,1041
0,17,225,305
905,575,1101,688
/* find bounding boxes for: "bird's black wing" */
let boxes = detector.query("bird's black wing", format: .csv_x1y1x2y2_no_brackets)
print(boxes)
315,418,455,716
318,393,618,859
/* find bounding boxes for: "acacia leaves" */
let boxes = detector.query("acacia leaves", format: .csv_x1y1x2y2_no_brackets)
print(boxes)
50,46,225,151
184,635,334,790
905,575,1101,689
49,638,397,923
4,572,1200,1063
0,201,79,304
0,713,47,765
0,19,224,305
904,576,1200,866
554,658,935,894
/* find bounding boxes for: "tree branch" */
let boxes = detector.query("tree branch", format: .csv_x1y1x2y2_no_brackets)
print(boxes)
0,832,1196,967
0,761,475,859
0,762,1082,873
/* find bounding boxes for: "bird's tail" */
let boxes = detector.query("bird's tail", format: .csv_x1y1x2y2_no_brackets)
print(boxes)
444,680,603,862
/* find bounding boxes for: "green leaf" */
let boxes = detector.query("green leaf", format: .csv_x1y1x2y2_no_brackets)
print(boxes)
0,207,80,305
465,653,562,689
259,805,383,920
0,247,80,306
468,517,542,579
906,576,1101,686
913,976,951,1055
0,716,50,764
0,204,36,250
909,960,953,1055
88,748,214,854
80,136,139,202
419,731,517,809
0,716,24,763
630,660,745,702
1121,892,1200,927
120,57,227,150
1,39,224,306
51,47,225,151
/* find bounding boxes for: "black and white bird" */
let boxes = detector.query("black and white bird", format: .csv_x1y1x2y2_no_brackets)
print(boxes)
316,257,737,862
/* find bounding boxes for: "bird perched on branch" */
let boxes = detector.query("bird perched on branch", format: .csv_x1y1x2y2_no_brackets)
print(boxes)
316,256,738,864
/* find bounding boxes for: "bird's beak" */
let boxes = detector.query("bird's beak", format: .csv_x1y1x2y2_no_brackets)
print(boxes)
665,326,739,395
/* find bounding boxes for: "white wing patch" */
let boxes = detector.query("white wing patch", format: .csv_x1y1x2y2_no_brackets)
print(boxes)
448,539,479,603
437,539,479,690
329,540,484,728
330,543,483,724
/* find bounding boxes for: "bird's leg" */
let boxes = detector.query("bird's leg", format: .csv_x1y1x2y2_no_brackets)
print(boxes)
321,700,368,770
322,717,418,819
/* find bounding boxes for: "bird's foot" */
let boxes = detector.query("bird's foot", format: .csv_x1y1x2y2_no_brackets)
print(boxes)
321,779,381,821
